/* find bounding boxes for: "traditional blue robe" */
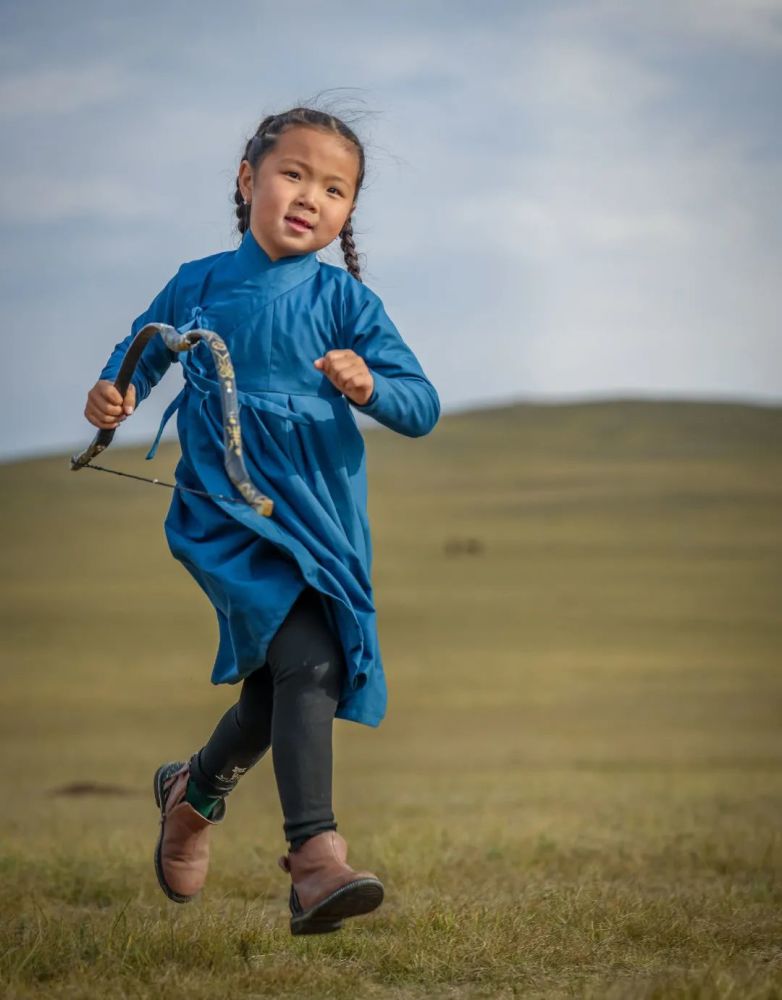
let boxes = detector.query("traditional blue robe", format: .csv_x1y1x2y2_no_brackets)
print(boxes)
98,228,440,727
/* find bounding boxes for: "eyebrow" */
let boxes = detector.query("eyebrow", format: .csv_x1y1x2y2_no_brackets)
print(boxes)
279,157,350,185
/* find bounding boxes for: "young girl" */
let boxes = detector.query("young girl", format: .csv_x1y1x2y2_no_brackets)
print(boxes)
84,107,440,935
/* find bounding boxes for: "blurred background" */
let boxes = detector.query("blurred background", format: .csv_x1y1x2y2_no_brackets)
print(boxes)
1,0,781,459
1,2,781,997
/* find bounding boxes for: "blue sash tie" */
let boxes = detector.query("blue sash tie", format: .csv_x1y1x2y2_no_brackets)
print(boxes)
146,388,187,460
146,332,316,460
144,307,317,461
146,362,316,461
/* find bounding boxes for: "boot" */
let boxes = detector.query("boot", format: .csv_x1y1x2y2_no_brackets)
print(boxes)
278,830,384,935
153,761,226,903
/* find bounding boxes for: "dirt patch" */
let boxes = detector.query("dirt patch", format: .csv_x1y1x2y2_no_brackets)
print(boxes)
49,781,140,797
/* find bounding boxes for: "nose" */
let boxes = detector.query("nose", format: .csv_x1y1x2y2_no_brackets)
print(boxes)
295,184,317,212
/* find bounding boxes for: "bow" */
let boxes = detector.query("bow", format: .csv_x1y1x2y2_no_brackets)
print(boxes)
70,322,274,517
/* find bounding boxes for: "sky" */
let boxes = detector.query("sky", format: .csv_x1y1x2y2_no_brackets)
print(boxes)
0,0,780,461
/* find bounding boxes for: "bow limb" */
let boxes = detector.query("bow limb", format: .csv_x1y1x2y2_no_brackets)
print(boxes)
70,322,172,471
170,326,275,518
70,322,274,518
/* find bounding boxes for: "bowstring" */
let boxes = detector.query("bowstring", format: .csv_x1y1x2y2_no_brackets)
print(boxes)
81,461,247,505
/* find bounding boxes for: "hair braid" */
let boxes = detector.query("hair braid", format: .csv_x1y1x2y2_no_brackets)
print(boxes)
234,116,281,234
339,218,362,282
233,149,250,234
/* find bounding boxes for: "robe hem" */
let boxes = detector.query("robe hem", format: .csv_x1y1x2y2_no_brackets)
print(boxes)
335,705,384,728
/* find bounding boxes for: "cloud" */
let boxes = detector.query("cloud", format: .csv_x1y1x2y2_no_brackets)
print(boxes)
0,0,780,462
556,0,782,52
0,63,133,117
647,0,782,51
0,174,169,224
357,18,782,406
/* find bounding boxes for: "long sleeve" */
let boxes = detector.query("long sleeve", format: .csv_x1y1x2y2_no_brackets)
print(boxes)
98,272,180,403
343,282,440,438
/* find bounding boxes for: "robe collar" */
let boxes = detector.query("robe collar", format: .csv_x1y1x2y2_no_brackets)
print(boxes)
233,226,319,285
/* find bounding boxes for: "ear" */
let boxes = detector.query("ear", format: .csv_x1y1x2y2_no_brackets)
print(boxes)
238,160,254,203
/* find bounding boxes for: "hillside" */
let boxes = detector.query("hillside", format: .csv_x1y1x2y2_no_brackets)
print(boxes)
1,398,781,998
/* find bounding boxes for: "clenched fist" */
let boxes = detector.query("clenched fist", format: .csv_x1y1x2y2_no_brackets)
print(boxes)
84,379,136,429
313,350,375,406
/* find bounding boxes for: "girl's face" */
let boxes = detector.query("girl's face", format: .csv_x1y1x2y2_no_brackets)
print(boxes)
238,126,360,261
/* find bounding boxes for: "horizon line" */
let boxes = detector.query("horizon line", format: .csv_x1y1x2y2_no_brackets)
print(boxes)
3,389,781,468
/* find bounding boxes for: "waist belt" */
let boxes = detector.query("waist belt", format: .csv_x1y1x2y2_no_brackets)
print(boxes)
146,363,315,461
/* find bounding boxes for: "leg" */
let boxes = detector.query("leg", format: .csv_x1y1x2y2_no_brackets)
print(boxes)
268,588,384,934
265,587,345,849
189,662,274,798
152,634,276,904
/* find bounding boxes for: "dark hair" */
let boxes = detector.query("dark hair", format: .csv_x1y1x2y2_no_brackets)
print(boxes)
234,107,365,282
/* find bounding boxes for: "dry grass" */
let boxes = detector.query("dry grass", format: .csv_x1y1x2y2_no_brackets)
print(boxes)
1,399,781,998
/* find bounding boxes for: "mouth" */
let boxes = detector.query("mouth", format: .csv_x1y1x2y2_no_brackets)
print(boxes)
284,215,315,233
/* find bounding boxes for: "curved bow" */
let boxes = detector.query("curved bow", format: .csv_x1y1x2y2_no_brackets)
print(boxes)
70,322,274,517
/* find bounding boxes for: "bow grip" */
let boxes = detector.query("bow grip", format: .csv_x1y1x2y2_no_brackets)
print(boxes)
70,323,170,470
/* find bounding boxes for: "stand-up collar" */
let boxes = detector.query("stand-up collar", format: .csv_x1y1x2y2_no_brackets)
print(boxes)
234,226,318,281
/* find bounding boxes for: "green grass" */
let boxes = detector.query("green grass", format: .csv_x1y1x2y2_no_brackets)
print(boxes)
1,399,781,998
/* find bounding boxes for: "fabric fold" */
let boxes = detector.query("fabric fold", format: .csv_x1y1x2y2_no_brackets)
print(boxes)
146,355,316,462
95,226,439,729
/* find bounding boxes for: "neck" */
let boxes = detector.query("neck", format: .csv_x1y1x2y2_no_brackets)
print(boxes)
249,223,313,262
251,224,282,261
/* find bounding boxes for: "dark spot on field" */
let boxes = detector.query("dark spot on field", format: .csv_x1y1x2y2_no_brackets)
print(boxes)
444,536,485,556
49,781,140,797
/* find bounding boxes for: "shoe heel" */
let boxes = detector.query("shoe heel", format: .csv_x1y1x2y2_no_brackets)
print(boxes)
153,767,163,810
291,915,343,935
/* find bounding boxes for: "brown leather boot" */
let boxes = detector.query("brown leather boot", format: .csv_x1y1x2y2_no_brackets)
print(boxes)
153,761,225,903
278,830,384,935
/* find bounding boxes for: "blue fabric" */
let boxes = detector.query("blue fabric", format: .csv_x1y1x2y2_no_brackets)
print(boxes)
98,228,440,727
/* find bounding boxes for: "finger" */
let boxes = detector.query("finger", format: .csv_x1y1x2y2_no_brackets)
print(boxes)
85,401,120,425
334,368,362,390
85,410,120,430
92,398,123,417
318,362,352,391
319,350,356,373
122,383,136,415
323,355,363,380
323,347,358,361
87,386,122,416
332,360,367,386
96,381,124,406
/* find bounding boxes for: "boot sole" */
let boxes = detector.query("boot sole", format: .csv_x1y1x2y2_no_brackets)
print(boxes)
153,763,194,905
290,878,384,935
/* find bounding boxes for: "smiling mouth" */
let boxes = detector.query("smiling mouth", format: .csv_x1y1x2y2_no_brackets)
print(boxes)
285,215,314,231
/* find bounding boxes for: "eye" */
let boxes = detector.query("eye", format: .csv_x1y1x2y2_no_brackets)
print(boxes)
327,186,344,197
284,170,300,179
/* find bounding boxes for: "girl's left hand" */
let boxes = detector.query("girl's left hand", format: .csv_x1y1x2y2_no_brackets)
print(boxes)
314,350,375,406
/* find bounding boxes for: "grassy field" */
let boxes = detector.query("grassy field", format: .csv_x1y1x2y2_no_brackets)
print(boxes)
1,398,781,999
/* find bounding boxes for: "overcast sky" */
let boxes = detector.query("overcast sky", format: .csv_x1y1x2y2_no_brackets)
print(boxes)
1,0,780,461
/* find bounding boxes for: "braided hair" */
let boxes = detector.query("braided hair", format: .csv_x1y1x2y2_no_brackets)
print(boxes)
234,108,365,282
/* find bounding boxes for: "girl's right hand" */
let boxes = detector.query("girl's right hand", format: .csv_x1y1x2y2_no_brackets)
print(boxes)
84,380,136,429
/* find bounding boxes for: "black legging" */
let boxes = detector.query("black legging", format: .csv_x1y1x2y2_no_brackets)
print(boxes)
188,586,346,849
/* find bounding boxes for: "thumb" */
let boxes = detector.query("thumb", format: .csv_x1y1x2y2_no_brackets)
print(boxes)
313,358,324,369
123,384,136,414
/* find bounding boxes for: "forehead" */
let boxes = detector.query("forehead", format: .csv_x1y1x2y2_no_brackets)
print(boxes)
267,126,359,185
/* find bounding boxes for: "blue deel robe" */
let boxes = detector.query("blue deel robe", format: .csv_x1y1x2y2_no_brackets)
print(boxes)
98,227,440,727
